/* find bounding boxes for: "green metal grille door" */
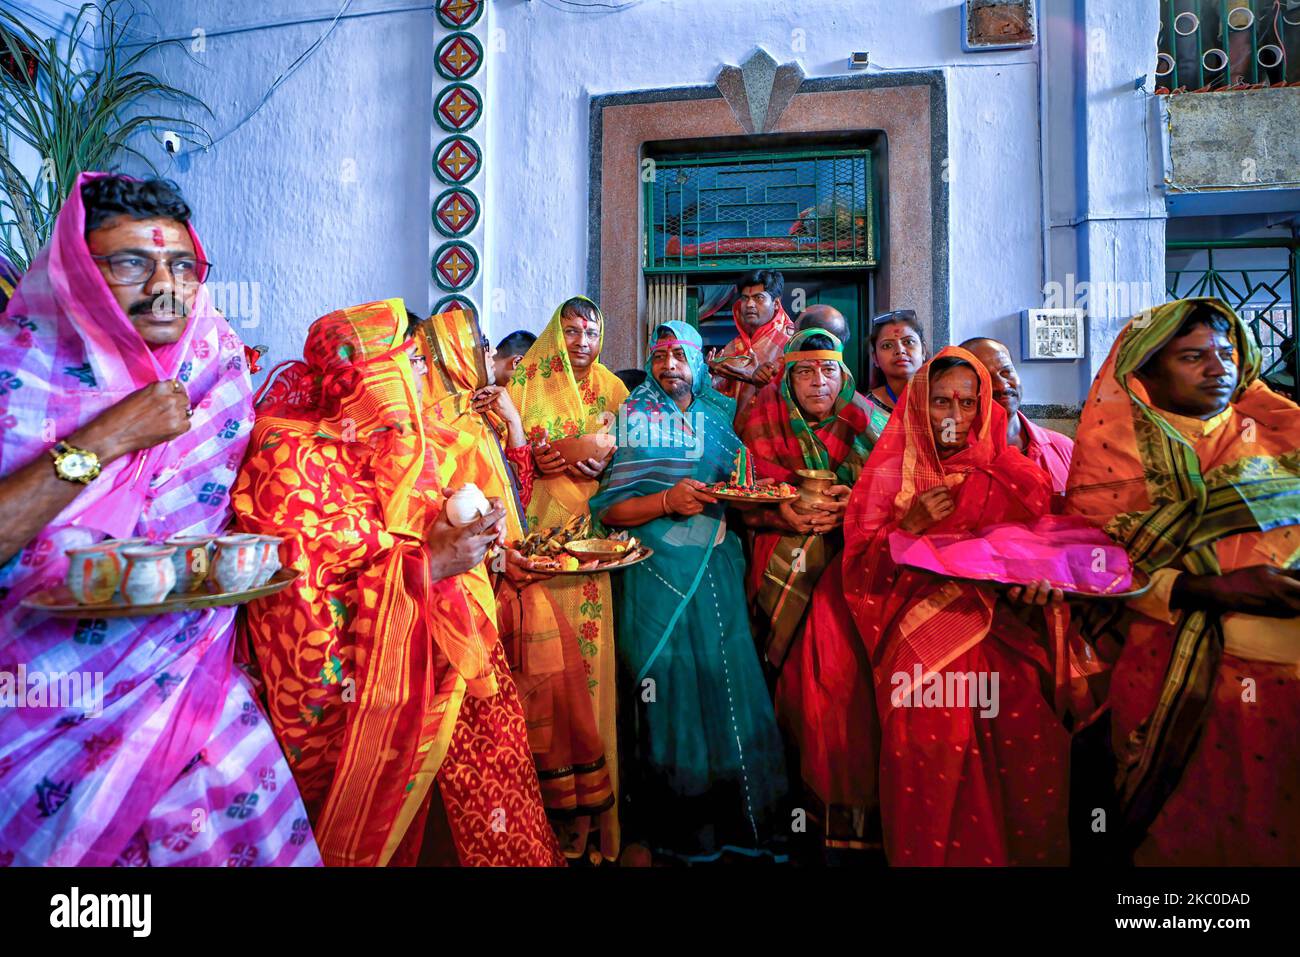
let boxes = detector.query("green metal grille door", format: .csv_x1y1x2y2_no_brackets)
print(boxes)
1166,239,1300,397
644,149,878,273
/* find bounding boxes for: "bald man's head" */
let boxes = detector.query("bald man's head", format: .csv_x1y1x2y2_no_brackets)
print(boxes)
796,304,850,344
960,336,1022,417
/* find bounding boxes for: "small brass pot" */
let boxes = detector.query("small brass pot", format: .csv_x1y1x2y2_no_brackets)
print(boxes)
793,468,837,515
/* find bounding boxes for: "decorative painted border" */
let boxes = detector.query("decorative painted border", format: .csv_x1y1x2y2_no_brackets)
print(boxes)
437,0,483,30
433,240,480,291
435,82,483,132
433,134,482,185
432,187,481,238
433,294,477,320
436,31,483,81
433,1,486,310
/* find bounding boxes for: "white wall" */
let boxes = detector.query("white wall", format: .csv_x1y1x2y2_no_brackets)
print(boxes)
6,0,1162,406
127,1,436,371
483,0,1160,407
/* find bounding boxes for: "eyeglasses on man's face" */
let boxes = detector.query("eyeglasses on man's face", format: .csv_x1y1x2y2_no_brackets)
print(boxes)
91,253,212,286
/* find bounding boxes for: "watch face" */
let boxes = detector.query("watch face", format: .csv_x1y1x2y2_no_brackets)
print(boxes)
62,452,94,479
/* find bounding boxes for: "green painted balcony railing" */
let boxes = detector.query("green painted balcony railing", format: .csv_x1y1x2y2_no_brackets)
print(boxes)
1157,0,1300,92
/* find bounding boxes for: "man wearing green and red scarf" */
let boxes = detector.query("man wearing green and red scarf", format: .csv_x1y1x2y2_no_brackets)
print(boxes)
739,328,879,856
739,329,873,669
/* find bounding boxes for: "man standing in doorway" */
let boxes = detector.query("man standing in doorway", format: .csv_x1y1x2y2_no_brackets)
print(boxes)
710,269,795,428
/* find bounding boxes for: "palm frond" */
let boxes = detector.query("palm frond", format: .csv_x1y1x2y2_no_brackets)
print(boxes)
0,0,211,272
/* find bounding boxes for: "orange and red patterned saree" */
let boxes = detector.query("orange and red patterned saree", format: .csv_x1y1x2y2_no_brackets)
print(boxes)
1066,298,1300,864
233,299,561,867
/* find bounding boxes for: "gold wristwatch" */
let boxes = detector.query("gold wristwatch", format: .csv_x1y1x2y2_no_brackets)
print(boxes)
50,441,101,484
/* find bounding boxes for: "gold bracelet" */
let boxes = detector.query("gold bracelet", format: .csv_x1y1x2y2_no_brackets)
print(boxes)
660,489,671,515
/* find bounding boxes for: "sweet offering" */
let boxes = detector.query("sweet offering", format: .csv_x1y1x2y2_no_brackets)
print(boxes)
705,448,798,501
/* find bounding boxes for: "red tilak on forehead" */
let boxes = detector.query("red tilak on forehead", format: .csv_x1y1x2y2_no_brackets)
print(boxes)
151,227,165,248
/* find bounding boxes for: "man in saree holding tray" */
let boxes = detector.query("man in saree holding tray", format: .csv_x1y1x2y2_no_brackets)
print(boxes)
234,299,562,867
840,347,1125,865
498,295,628,863
1065,297,1300,865
0,173,318,866
591,321,787,864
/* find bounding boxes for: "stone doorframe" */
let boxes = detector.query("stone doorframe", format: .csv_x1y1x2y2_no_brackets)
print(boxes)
586,62,949,371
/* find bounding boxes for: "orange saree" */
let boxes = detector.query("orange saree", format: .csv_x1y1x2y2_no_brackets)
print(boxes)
233,299,561,867
1066,298,1300,864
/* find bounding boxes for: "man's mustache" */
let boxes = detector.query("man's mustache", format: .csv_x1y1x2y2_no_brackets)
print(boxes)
130,293,191,318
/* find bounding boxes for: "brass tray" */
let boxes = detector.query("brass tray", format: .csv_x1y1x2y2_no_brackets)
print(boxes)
897,563,1153,601
707,353,759,384
529,546,654,576
20,569,301,619
565,538,636,562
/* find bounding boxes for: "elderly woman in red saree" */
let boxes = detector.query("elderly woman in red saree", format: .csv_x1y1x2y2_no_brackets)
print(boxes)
841,346,1122,865
233,299,561,867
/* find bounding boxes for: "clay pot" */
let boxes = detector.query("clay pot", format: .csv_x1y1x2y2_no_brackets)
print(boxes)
120,546,178,605
64,544,124,605
251,535,283,587
166,535,217,593
212,536,262,593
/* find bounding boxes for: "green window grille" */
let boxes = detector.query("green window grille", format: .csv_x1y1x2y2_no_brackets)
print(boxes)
1166,239,1299,397
1156,1,1300,92
643,148,878,273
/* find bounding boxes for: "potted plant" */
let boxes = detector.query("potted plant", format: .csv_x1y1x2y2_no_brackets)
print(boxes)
0,0,210,274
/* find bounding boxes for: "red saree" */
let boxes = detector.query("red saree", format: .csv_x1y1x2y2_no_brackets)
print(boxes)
841,347,1072,865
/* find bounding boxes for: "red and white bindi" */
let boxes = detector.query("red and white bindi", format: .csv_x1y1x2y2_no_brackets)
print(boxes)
150,226,165,248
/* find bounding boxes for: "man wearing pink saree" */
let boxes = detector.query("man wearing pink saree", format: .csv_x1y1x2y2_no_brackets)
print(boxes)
0,174,320,866
840,347,1121,866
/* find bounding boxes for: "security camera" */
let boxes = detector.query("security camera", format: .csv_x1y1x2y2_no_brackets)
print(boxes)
162,131,181,154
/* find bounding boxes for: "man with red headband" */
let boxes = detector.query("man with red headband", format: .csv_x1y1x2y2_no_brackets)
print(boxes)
709,270,796,428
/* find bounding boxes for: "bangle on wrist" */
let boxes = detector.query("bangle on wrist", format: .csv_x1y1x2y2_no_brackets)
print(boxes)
660,489,671,515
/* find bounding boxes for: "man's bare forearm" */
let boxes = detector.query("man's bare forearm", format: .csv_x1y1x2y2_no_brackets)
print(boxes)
0,456,93,565
0,427,129,565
